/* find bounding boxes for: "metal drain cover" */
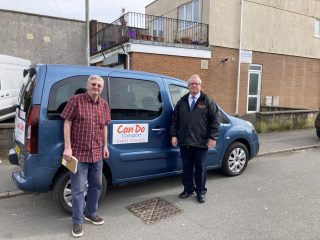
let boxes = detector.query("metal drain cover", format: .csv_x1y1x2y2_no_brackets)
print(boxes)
127,197,183,224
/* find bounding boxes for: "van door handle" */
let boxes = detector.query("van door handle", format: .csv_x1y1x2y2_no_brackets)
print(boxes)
0,95,4,97
6,94,9,96
152,128,166,132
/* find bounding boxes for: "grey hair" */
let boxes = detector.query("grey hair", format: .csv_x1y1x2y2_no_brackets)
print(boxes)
87,75,104,84
188,74,202,84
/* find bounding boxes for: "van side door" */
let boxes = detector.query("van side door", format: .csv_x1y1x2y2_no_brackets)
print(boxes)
163,78,223,167
108,72,179,184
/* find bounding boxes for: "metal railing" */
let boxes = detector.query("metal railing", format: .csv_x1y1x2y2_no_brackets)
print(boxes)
90,12,209,55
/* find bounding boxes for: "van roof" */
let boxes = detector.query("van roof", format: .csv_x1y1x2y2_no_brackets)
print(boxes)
0,54,31,66
42,64,187,84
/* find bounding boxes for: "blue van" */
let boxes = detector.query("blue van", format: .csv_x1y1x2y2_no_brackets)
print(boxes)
9,64,259,213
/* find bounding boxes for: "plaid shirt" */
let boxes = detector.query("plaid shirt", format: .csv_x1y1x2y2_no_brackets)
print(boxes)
61,93,111,163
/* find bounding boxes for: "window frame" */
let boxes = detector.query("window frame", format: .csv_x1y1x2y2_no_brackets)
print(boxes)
315,19,320,38
46,75,108,120
178,0,200,30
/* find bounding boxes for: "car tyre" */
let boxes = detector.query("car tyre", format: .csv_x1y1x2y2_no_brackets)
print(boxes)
220,142,249,177
53,170,107,215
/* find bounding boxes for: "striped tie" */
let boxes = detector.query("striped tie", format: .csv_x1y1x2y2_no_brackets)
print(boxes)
190,96,196,111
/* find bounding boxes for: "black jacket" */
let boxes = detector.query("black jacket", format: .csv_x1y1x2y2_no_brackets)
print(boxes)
170,92,220,148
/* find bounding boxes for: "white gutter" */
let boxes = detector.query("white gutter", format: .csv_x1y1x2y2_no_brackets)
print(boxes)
236,0,244,115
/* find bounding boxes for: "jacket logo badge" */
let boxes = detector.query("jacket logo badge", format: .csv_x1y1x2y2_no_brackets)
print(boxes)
198,102,206,108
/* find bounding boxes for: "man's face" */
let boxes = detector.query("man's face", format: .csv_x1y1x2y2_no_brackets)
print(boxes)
87,78,104,98
188,77,201,95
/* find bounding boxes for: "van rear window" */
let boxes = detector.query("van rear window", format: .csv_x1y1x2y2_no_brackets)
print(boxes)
20,75,36,115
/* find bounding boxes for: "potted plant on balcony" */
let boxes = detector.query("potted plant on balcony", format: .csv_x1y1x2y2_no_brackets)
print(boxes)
181,37,192,45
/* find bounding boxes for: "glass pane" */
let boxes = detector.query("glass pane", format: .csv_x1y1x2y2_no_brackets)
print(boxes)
178,6,184,20
178,6,185,30
249,65,261,70
249,73,259,95
109,78,162,120
315,19,320,36
193,0,199,22
168,85,189,107
47,76,108,120
186,2,192,21
248,97,258,111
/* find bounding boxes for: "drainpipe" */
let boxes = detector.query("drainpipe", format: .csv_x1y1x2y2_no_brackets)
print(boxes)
85,0,90,66
121,44,130,70
236,0,244,115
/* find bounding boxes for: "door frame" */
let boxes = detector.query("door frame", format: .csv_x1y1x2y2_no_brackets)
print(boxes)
246,64,262,113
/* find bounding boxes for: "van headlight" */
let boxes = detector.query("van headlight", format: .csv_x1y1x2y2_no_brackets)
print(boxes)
246,121,256,132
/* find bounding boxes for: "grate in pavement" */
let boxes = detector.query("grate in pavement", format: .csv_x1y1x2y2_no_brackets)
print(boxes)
127,197,183,224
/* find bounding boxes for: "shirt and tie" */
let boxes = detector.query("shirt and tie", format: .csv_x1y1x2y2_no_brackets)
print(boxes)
189,92,200,111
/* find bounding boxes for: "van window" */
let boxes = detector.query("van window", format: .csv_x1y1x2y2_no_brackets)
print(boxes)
109,77,162,120
47,76,108,120
217,109,230,124
169,85,189,107
20,75,36,114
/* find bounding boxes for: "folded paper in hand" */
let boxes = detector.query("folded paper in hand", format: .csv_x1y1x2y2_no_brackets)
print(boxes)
61,156,78,174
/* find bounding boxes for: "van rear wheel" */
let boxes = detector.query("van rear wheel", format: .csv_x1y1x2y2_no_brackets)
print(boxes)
53,170,107,214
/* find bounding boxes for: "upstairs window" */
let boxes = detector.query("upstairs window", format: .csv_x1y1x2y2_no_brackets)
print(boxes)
178,0,200,30
152,17,164,38
315,19,320,38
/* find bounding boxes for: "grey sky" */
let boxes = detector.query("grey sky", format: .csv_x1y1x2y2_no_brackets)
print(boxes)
0,0,155,22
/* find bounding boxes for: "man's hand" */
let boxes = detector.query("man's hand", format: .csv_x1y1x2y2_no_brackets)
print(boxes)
208,139,216,149
103,146,109,159
63,147,73,162
171,136,178,147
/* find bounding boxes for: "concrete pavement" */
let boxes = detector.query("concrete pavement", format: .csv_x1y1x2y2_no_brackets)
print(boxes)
1,128,319,198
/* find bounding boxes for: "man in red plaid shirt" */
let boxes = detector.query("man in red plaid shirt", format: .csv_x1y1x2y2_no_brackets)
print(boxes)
61,75,111,238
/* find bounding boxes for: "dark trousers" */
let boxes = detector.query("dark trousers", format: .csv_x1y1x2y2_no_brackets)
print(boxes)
180,146,208,195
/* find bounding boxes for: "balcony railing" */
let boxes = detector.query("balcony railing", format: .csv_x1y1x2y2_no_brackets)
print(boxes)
90,12,209,55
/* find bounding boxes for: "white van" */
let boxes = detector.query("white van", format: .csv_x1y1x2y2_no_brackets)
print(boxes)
0,55,31,121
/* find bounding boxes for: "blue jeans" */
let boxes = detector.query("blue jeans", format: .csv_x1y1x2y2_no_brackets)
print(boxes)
180,146,208,195
70,160,103,224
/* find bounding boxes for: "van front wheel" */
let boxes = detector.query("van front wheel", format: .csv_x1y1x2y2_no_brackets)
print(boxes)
220,142,249,176
53,170,107,215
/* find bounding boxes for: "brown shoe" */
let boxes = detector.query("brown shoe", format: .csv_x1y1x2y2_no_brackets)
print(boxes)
84,215,104,225
72,224,83,238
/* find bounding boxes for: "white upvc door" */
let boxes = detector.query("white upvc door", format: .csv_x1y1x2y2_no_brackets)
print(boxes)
246,64,262,113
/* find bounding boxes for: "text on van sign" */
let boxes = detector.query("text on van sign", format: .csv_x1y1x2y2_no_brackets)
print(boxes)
112,124,148,144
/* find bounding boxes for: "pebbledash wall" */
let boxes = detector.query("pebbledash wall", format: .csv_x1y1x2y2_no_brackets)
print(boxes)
117,46,320,115
0,9,86,65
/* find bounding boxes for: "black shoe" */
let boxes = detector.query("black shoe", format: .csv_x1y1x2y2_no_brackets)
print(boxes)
197,194,206,203
179,191,193,199
84,215,104,225
72,224,83,238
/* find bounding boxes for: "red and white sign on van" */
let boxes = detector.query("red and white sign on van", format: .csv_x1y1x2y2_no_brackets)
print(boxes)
112,124,149,144
14,117,25,144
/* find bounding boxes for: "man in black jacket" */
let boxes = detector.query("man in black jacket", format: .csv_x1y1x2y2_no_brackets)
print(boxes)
170,75,220,203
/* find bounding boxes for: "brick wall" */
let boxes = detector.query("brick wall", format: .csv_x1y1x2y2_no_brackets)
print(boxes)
129,50,248,115
254,52,320,110
127,46,320,115
130,52,209,86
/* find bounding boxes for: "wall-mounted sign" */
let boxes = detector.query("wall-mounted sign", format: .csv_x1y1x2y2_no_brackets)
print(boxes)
240,50,252,64
112,124,148,144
